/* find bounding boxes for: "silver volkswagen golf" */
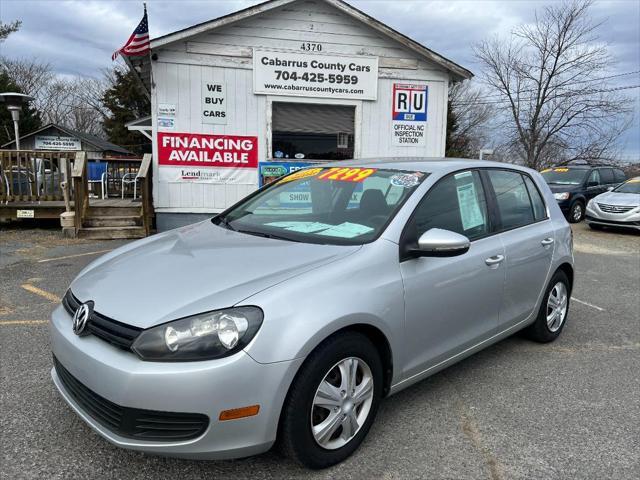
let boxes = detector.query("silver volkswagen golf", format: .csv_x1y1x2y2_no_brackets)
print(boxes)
51,159,574,469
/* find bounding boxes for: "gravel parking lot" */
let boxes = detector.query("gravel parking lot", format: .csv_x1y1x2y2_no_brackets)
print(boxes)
1,221,638,480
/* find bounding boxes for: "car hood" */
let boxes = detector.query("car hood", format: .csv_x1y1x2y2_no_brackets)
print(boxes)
547,184,582,194
70,221,359,329
592,191,640,207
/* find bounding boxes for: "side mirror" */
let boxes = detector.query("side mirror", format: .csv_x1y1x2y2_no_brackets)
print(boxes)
411,228,470,257
606,186,614,191
587,181,598,188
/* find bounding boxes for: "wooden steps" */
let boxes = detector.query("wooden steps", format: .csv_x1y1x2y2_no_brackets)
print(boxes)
77,205,147,240
77,226,147,239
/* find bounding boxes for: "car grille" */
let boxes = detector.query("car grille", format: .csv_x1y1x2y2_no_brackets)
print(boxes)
62,290,142,350
597,203,635,214
54,356,209,441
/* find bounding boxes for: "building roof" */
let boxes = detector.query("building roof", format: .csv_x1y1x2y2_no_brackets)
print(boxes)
127,0,472,92
1,123,132,155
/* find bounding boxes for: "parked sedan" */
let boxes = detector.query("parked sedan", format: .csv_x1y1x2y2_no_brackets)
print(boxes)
50,159,574,469
586,177,640,231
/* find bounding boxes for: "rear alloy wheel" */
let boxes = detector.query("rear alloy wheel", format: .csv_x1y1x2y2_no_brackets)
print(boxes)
568,201,584,223
525,270,571,342
279,332,383,469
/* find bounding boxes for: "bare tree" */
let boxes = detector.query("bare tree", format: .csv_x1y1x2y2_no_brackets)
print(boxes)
474,0,632,169
0,20,21,42
0,57,110,136
446,81,495,158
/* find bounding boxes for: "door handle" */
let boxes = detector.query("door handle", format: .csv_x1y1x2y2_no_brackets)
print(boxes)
485,254,505,267
541,237,554,246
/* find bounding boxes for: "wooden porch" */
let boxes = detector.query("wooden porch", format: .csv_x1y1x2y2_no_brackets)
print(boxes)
0,150,154,239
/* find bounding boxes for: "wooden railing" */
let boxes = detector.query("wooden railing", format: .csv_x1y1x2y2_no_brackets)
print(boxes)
138,153,153,235
71,152,88,234
105,158,143,198
0,150,75,202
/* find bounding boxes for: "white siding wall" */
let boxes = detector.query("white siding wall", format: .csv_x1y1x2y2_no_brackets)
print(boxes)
151,0,451,214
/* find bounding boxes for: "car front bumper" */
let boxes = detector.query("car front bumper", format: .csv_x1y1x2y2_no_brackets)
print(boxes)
50,305,303,460
585,203,640,230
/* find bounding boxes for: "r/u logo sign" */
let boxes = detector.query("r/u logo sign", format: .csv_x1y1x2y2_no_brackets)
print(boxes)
392,84,428,122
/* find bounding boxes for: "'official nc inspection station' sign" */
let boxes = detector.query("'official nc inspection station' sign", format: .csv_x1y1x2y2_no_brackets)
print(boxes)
391,83,428,147
253,50,378,100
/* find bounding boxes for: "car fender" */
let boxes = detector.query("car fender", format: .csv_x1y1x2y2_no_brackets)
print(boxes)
240,239,404,385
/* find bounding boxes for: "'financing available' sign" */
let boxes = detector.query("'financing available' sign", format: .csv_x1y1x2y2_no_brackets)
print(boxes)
157,132,258,185
253,50,378,100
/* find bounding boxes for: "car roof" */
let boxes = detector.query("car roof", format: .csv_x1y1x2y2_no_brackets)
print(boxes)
323,157,528,174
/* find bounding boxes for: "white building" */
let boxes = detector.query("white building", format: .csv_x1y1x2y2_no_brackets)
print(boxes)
127,0,472,230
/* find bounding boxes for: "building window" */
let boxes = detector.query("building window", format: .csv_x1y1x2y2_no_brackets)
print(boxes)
272,102,355,160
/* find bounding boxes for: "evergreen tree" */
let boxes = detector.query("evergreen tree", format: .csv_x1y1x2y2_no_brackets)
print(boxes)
0,70,42,146
102,68,150,155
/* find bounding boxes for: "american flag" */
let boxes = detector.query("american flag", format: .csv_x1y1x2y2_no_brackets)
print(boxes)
112,6,150,60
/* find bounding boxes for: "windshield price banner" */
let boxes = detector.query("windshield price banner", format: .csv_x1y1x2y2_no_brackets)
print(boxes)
253,50,378,100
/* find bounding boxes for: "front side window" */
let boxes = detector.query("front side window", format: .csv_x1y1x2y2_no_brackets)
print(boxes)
407,170,489,242
588,169,601,186
487,170,535,230
214,167,428,245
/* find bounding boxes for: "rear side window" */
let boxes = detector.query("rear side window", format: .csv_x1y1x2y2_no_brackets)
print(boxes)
487,170,535,230
409,170,489,241
613,169,626,183
599,168,614,184
523,176,548,221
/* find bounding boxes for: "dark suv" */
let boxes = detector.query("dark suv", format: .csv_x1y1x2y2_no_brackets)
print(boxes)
541,165,627,222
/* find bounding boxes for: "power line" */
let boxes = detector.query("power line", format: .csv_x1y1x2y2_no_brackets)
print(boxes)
455,84,640,106
459,70,640,102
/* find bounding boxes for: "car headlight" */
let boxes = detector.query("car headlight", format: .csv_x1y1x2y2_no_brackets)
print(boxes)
554,192,570,201
587,199,594,208
132,306,263,361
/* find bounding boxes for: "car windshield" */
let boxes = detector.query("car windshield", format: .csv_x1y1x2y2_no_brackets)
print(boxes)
541,168,588,185
213,166,428,245
614,178,640,194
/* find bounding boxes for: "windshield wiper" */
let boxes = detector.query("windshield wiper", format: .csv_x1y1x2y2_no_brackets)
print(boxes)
215,216,236,231
236,229,301,242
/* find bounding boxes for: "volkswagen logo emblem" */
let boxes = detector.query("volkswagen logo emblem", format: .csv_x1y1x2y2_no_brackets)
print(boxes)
72,301,93,336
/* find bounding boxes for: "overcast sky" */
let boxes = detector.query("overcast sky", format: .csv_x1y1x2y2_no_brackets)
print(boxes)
1,0,639,159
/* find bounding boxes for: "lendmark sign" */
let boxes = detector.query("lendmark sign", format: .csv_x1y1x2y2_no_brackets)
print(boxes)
158,132,258,168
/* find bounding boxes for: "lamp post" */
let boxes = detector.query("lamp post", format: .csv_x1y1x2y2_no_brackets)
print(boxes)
479,148,494,160
0,92,34,150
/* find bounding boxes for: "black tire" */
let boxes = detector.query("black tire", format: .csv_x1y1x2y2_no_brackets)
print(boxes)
588,223,603,230
567,200,585,223
279,331,383,469
524,270,571,343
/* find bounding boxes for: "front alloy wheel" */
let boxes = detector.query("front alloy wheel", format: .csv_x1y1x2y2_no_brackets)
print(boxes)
569,201,584,223
311,357,374,450
279,331,383,469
